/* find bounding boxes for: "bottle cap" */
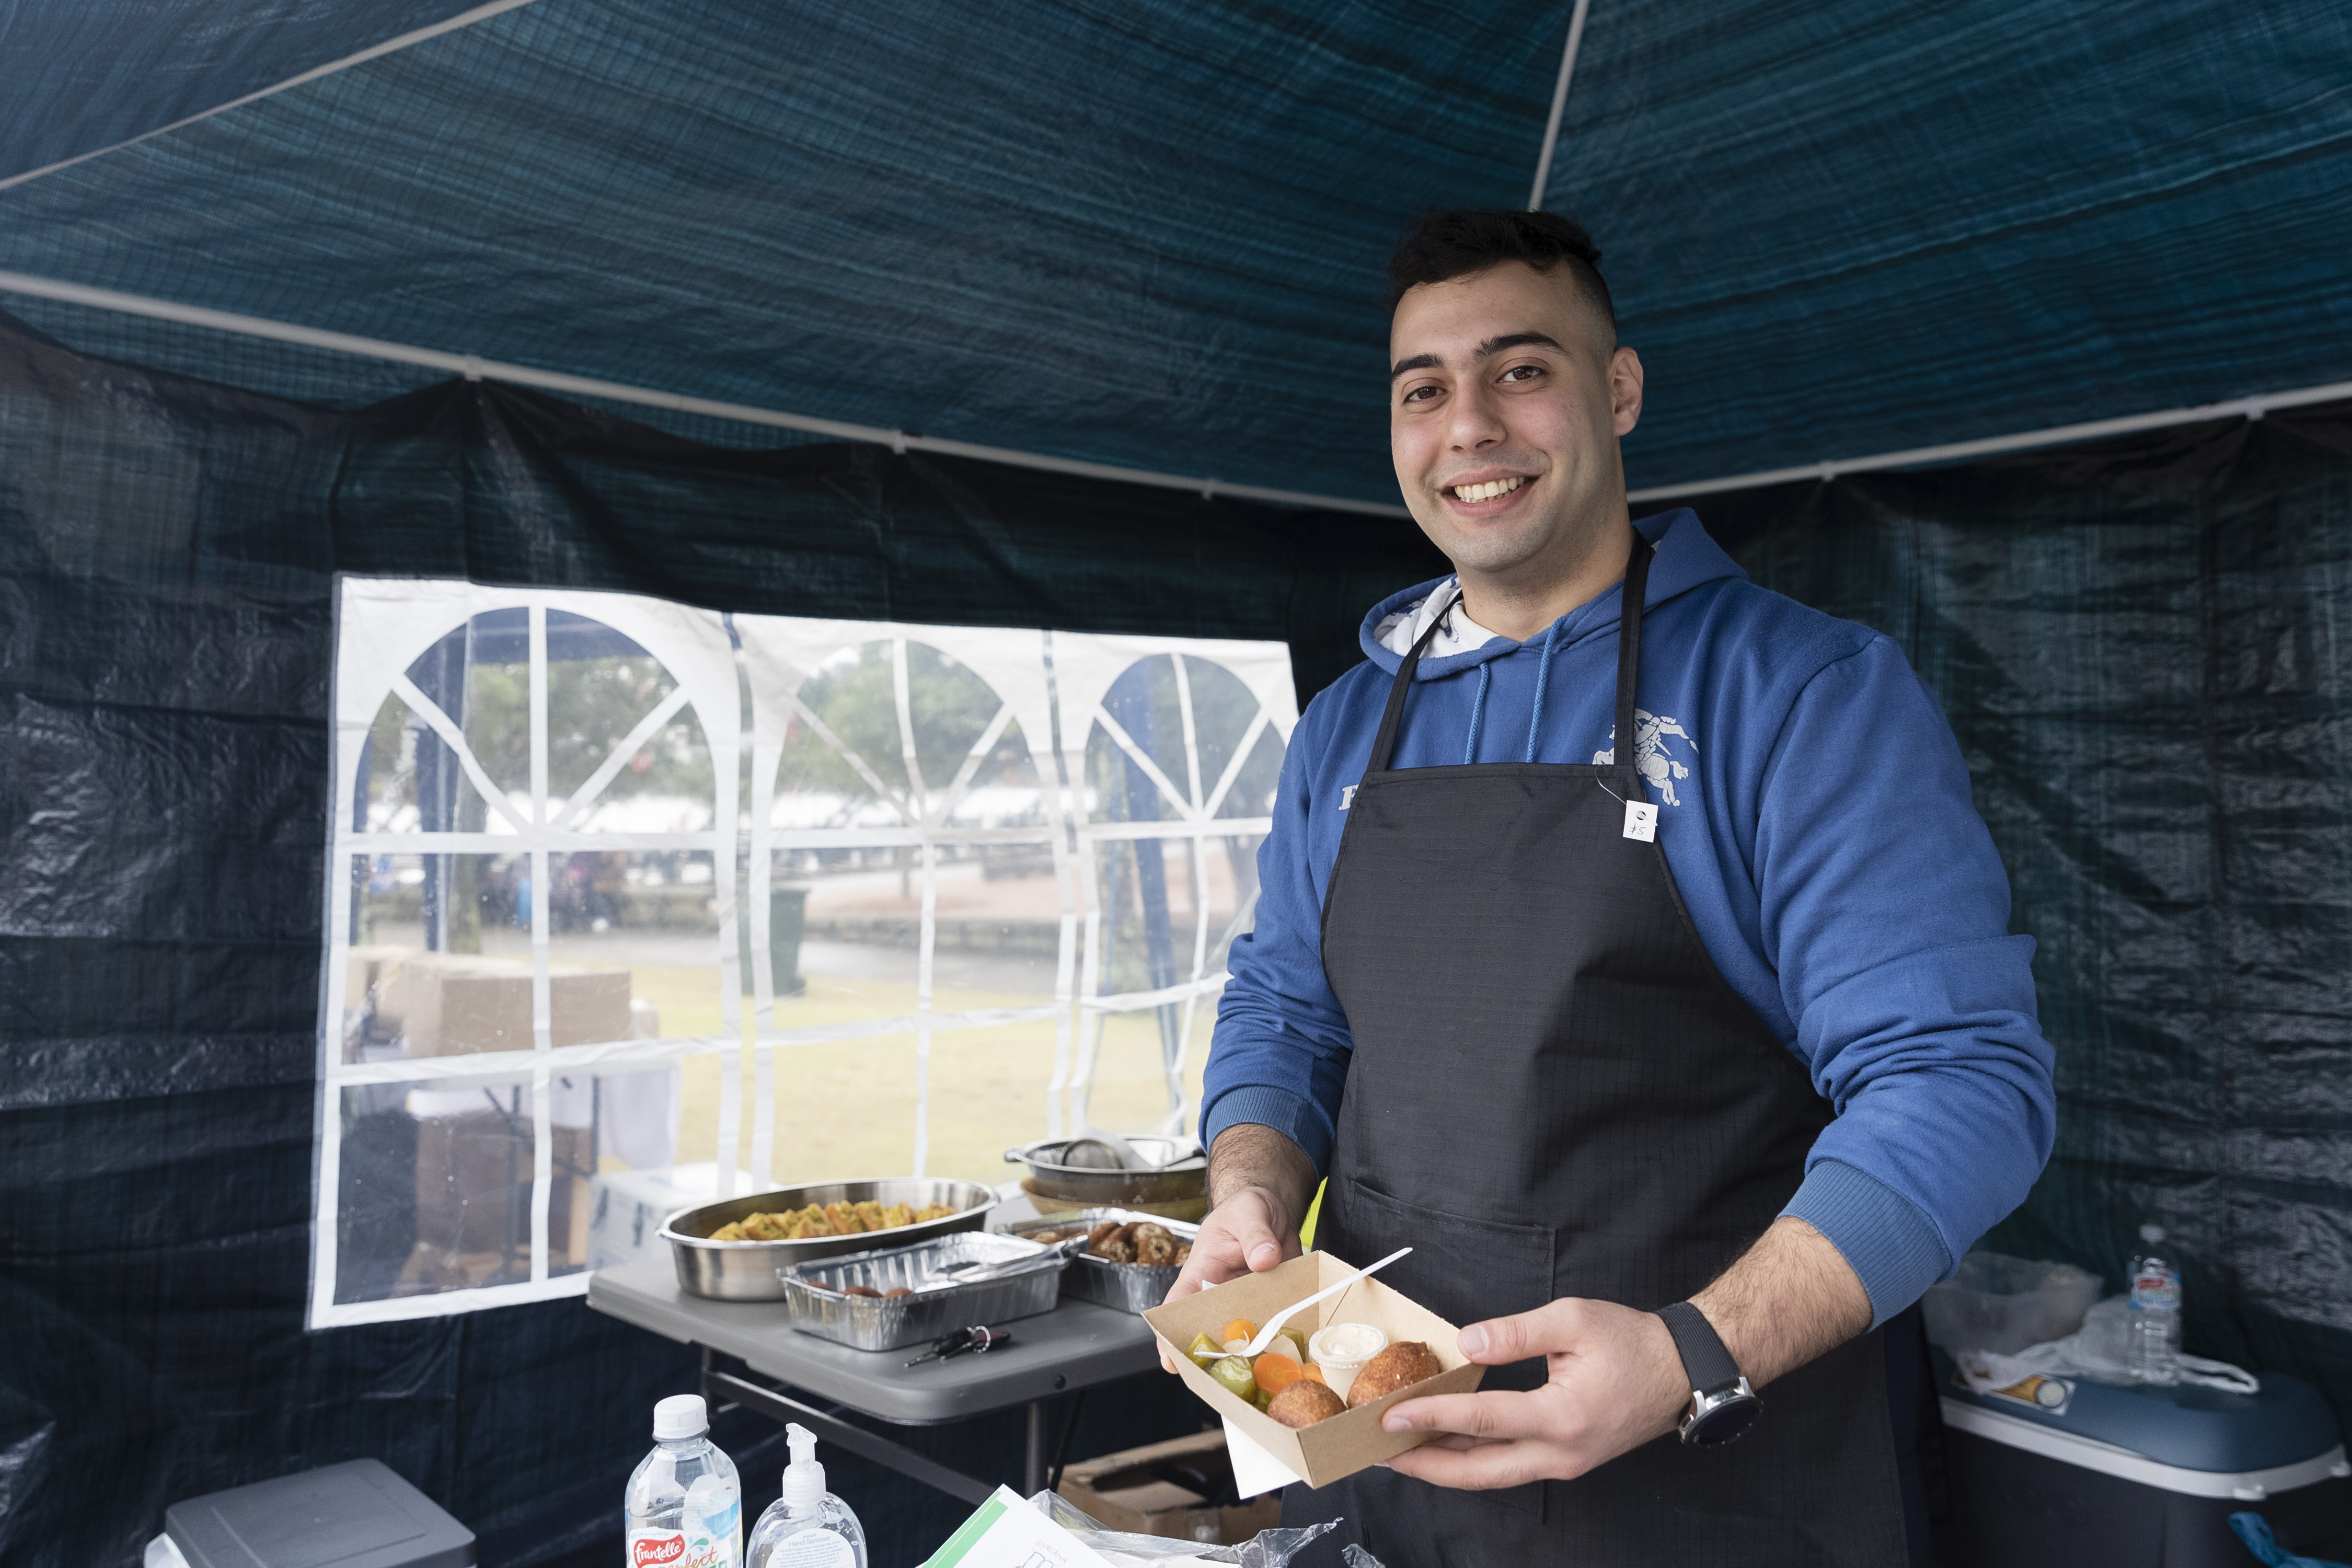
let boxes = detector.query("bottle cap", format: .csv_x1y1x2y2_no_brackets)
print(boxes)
2139,1224,2166,1244
654,1394,708,1440
783,1422,826,1509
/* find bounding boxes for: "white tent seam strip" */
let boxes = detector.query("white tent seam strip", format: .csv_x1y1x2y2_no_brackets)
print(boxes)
0,270,1411,517
0,0,545,194
1628,380,2352,502
1528,0,1595,211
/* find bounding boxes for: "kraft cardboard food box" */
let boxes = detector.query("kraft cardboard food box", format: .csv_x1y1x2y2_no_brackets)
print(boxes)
1140,1251,1484,1491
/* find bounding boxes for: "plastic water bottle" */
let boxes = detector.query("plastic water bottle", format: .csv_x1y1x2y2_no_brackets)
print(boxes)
627,1394,742,1568
2127,1224,2182,1387
747,1424,867,1568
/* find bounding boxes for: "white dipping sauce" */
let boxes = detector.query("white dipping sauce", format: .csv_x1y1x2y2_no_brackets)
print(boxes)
1308,1322,1389,1399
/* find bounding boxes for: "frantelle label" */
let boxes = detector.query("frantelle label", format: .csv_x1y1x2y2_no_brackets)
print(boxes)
2130,1268,2181,1310
630,1530,736,1568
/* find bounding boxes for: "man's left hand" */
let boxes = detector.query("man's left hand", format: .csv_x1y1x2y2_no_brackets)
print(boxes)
1379,1297,1689,1490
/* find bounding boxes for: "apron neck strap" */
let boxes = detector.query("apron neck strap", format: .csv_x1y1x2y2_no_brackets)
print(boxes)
1368,589,1454,772
1367,534,1655,777
1616,534,1654,799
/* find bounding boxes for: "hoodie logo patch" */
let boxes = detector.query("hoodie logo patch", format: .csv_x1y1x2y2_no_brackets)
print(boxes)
1594,710,1696,807
1339,785,1358,810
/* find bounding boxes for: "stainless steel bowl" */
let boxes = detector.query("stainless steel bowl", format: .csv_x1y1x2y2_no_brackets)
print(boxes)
660,1178,996,1300
1002,1137,1206,1207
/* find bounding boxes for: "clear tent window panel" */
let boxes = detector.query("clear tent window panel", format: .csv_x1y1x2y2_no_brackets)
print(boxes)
318,580,1291,1324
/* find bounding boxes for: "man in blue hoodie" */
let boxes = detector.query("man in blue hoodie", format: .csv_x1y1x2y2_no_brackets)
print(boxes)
1168,211,2055,1565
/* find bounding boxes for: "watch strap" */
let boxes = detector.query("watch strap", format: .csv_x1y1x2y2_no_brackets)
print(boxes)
1656,1301,1742,1394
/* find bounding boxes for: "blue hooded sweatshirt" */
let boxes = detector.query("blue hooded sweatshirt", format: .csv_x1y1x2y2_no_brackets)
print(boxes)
1202,508,2056,1325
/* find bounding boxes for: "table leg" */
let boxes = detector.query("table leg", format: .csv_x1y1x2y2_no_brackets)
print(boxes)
1024,1400,1046,1498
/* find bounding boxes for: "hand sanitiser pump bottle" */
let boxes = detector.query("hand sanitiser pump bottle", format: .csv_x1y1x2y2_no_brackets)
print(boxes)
747,1424,867,1568
626,1394,742,1568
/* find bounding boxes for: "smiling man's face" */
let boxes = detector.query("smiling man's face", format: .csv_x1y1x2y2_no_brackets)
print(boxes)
1389,260,1644,591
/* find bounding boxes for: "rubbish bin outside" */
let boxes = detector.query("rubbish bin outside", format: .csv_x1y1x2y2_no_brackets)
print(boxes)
1932,1350,2350,1567
740,885,810,997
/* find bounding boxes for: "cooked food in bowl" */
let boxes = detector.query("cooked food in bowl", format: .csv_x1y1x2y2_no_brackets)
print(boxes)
708,1199,958,1242
1024,1219,1193,1267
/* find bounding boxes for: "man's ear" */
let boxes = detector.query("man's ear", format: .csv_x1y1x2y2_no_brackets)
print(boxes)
1610,347,1644,437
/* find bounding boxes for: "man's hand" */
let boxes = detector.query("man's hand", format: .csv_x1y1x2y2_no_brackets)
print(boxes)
1157,1124,1318,1373
1380,1298,1687,1489
1381,1217,1872,1489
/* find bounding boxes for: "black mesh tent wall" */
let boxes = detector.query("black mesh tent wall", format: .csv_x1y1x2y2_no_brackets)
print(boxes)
1674,412,2352,1432
0,309,1448,1566
5,305,2351,1566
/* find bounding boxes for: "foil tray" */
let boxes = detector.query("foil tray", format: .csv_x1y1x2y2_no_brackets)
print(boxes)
776,1231,1070,1352
1004,1207,1200,1314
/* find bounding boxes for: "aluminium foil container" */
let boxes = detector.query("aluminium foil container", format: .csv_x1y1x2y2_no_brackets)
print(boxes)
776,1231,1069,1352
1004,1208,1200,1314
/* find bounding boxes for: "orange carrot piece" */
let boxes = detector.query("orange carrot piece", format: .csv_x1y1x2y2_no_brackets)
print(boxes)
1253,1352,1302,1393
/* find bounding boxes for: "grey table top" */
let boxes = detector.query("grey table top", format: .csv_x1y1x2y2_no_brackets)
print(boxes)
586,1258,1165,1425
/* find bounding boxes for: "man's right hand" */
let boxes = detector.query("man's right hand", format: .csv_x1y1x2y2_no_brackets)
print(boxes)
1157,1124,1318,1372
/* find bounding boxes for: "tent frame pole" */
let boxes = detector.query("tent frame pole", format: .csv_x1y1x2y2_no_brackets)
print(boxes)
1625,383,2352,502
0,269,1409,518
0,0,544,194
1527,0,1595,211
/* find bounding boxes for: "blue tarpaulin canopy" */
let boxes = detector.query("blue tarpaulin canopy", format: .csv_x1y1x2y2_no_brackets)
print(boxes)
4,0,2348,506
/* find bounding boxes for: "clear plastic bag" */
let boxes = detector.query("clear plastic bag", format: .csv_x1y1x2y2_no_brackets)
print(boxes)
1028,1491,1340,1566
1920,1250,2102,1355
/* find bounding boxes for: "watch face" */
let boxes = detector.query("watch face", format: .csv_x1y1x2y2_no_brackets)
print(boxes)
1692,1395,1762,1447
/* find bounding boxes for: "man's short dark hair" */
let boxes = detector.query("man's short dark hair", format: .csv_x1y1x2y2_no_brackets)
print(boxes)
1387,210,1616,344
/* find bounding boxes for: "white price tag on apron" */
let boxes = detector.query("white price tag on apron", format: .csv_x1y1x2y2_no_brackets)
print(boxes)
1623,800,1658,842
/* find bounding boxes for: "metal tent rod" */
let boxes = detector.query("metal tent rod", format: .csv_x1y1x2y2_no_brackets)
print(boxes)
1527,0,1595,211
0,0,545,193
1625,379,2352,502
0,269,1410,517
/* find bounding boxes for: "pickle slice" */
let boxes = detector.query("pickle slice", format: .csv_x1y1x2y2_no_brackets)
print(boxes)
1208,1354,1258,1404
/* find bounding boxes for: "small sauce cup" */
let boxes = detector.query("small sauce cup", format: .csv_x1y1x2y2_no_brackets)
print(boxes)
1308,1322,1389,1400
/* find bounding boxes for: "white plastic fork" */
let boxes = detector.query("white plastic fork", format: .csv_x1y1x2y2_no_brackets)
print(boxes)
1235,1246,1413,1358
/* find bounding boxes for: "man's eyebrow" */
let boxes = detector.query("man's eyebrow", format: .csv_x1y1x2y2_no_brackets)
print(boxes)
1475,331,1566,359
1388,331,1569,381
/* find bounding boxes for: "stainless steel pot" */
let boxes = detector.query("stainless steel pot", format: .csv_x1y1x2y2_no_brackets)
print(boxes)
1002,1136,1206,1207
660,1177,996,1300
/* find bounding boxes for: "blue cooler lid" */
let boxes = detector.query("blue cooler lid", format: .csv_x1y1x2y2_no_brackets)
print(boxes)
166,1459,475,1568
1934,1349,2342,1472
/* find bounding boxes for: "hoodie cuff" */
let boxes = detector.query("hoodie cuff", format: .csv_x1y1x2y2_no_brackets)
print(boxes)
1199,1087,1332,1177
1782,1159,1954,1328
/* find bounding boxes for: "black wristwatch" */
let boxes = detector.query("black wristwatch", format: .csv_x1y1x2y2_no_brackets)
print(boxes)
1656,1302,1762,1447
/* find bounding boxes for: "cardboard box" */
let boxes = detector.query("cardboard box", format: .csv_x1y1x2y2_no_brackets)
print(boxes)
1055,1430,1283,1546
391,954,631,1056
1141,1251,1484,1490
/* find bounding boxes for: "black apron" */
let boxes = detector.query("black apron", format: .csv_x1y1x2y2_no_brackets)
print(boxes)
1282,545,1907,1566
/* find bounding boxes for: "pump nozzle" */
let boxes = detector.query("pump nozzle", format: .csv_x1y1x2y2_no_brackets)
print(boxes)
783,1422,826,1510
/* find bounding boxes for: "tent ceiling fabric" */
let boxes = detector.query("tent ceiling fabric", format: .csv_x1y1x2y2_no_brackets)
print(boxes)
1,0,2348,504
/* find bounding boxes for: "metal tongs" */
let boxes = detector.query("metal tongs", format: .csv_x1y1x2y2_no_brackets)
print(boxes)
906,1324,1013,1366
924,1233,1089,1290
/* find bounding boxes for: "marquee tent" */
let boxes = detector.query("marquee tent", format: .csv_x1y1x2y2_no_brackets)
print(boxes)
4,3,2350,1565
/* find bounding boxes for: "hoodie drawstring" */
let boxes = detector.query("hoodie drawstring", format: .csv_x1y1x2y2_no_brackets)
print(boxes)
1462,663,1491,764
1523,618,1563,762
